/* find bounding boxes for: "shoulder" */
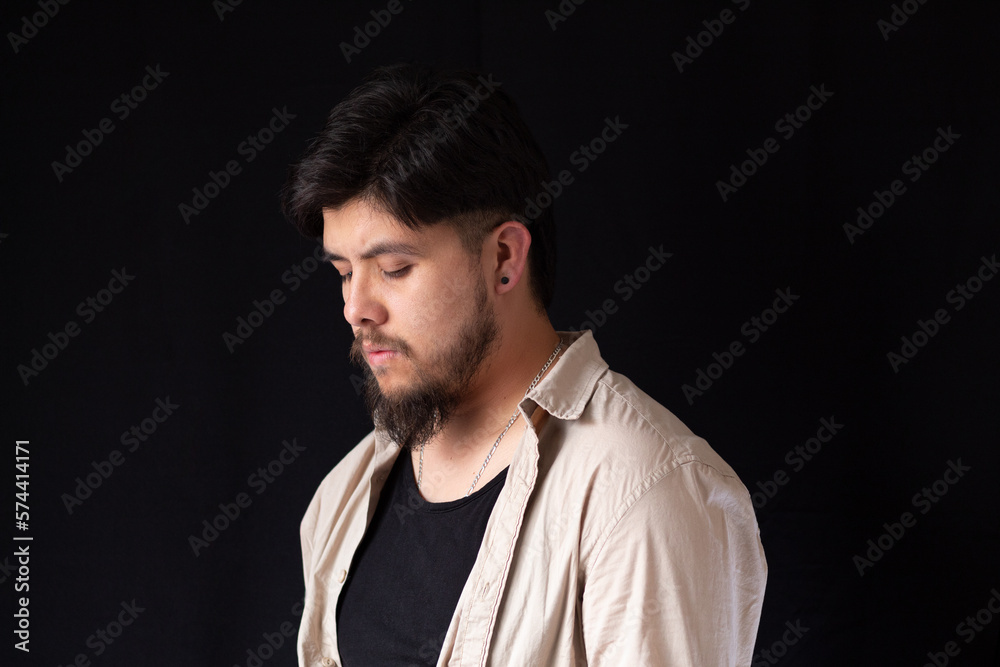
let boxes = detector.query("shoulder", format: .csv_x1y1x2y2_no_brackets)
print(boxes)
544,367,755,551
583,367,741,482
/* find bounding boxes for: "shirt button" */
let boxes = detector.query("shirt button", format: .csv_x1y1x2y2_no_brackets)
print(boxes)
322,658,336,666
337,569,347,583
481,580,491,597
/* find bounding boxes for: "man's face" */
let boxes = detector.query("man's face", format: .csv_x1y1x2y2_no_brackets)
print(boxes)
322,199,501,449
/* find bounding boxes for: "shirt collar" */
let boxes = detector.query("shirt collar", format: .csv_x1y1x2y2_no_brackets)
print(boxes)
522,329,609,421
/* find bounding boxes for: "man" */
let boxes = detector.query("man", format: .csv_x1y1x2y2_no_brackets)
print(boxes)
282,62,766,666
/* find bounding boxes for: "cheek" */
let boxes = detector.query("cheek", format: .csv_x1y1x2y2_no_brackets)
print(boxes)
403,275,462,325
391,299,463,360
398,301,448,344
434,267,482,310
388,262,482,338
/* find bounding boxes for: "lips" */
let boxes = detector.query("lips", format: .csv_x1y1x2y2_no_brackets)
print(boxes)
362,341,399,365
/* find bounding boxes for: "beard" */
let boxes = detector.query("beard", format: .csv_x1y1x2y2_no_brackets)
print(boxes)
349,275,500,451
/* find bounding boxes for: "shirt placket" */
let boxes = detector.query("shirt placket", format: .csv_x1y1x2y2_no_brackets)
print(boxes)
451,410,541,667
319,439,398,667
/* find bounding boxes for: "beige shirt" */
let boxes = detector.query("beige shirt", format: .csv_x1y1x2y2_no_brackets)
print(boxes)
297,329,767,666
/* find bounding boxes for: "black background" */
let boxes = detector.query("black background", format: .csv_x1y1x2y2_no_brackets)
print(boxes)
3,1,999,665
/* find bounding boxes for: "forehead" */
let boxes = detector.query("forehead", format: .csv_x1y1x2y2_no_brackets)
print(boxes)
321,200,410,249
321,200,467,262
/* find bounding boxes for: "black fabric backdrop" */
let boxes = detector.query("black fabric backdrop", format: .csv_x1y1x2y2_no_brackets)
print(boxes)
3,1,999,665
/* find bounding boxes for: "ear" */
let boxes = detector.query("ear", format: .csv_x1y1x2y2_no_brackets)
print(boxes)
490,221,532,295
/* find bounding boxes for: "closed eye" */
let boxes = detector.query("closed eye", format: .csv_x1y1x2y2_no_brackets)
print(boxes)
383,266,411,279
336,266,411,283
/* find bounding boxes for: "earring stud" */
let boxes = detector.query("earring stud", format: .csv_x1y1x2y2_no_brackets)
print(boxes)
500,276,510,284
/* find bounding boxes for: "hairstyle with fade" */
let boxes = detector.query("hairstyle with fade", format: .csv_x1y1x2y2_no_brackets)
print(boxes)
281,62,557,309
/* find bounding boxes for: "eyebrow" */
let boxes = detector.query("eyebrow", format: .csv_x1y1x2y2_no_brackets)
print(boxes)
321,241,422,263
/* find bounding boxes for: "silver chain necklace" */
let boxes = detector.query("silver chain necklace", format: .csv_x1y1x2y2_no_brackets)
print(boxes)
417,339,563,497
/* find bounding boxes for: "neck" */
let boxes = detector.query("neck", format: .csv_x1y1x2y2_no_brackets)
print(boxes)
413,316,565,500
423,315,562,460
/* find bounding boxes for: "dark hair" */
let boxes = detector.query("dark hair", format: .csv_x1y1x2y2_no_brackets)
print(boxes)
281,62,557,309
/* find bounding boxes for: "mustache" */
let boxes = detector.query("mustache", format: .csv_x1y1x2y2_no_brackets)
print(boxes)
349,332,412,365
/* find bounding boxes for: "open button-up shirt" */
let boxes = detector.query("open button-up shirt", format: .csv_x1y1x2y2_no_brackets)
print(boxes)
297,329,767,666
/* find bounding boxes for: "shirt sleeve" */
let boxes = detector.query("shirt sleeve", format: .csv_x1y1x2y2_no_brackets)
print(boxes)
581,460,767,666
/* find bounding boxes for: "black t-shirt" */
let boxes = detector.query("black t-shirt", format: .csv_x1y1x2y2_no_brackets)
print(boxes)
336,449,508,666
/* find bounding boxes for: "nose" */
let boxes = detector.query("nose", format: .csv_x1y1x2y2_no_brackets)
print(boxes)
343,271,388,328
